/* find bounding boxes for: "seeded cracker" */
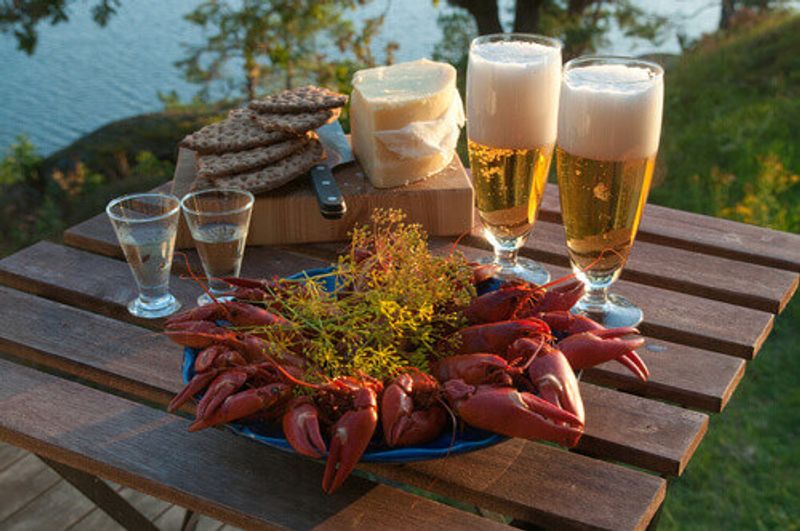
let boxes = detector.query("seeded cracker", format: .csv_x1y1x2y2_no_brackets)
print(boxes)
180,108,291,154
196,134,311,179
248,85,348,114
207,139,324,193
252,108,339,135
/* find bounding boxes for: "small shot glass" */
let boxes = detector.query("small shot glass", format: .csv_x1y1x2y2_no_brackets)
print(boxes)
180,188,254,306
106,192,182,318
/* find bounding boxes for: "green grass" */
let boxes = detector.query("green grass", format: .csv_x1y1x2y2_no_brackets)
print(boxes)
660,299,800,530
652,13,800,529
651,12,800,231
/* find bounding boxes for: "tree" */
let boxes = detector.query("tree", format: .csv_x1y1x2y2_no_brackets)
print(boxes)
0,0,119,54
177,0,396,101
441,0,669,59
718,0,784,29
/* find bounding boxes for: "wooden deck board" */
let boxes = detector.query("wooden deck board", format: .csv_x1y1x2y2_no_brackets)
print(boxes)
0,440,26,471
1,476,98,530
0,453,61,522
0,449,238,531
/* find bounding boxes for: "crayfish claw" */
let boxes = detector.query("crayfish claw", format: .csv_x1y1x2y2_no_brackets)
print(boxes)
381,373,445,447
196,369,249,419
322,388,378,494
558,331,649,381
168,369,219,412
188,383,290,432
445,379,584,448
283,397,326,459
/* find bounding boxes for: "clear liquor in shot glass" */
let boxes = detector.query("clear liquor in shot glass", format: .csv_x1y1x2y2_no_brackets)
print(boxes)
106,193,182,319
180,188,254,306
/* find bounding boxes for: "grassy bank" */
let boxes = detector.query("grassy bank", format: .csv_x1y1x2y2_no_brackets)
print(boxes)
653,13,799,530
0,108,224,255
652,12,800,232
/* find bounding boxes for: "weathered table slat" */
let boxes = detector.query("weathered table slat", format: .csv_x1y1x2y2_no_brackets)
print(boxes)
0,359,509,531
65,207,800,316
2,240,745,413
300,239,774,359
0,291,666,530
538,184,800,273
0,284,705,477
474,219,799,314
585,339,746,413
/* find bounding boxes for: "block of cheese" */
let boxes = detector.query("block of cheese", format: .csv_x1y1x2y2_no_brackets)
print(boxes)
350,59,464,189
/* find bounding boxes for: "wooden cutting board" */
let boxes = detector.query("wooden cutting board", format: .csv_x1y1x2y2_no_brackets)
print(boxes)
171,147,474,247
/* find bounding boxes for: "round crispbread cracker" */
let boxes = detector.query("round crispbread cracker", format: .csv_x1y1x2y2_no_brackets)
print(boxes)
204,139,324,194
250,108,339,136
196,134,310,179
248,85,348,114
180,108,292,154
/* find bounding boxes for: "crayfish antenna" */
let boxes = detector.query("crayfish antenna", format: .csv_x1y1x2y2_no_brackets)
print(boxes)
176,251,234,322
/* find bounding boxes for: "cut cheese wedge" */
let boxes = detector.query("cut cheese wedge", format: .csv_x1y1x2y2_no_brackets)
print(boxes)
350,59,464,188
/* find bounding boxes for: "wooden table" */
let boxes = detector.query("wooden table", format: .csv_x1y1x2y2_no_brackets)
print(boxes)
0,183,797,530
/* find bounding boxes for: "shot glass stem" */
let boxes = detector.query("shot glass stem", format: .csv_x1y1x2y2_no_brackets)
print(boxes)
208,278,233,298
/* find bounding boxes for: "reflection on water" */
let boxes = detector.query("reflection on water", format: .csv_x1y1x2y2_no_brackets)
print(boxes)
0,0,719,155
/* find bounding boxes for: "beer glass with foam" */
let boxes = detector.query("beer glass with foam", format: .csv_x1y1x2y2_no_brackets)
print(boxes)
556,56,664,327
467,33,562,285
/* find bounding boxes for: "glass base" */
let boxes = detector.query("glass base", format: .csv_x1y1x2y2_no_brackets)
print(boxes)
478,255,551,286
572,292,643,328
197,292,234,307
128,293,181,319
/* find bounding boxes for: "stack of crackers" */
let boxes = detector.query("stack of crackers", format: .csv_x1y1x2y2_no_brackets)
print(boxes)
181,86,348,193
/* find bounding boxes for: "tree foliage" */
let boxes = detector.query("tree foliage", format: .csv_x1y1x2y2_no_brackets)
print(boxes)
177,0,396,100
0,0,119,53
439,0,669,61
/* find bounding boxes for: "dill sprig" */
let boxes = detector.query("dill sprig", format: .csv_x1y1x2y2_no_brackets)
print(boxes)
245,209,475,382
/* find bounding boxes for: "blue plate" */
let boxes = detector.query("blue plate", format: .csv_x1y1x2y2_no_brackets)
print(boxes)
181,266,507,463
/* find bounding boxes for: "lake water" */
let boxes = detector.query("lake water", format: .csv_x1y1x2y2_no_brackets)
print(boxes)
0,0,722,155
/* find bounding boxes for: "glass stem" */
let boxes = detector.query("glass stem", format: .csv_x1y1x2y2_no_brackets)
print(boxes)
582,284,609,312
494,248,519,269
208,278,231,295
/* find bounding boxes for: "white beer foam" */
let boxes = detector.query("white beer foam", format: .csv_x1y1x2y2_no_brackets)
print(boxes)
467,40,561,149
558,63,663,161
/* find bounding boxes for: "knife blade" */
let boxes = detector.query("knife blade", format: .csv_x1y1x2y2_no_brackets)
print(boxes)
310,120,354,220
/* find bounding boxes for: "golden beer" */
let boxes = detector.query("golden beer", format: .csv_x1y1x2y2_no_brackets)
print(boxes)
556,56,663,326
469,139,552,242
465,33,562,284
556,147,655,276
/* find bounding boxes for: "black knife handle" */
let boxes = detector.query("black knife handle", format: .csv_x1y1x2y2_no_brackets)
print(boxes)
309,164,347,220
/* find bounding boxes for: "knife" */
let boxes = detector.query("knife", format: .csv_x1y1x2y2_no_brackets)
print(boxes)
310,120,354,220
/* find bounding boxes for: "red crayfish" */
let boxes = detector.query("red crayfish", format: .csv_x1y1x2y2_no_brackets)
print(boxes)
164,265,648,494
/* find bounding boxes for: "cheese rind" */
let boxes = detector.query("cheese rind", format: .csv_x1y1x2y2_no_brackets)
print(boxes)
351,59,463,189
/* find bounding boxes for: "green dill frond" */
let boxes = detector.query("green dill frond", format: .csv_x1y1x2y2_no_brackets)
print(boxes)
238,209,476,382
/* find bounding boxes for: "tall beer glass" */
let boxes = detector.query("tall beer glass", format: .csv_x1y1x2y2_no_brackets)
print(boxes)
556,56,664,327
467,33,562,285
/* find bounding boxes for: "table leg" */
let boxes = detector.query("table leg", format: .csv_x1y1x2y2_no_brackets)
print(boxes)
38,455,160,531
